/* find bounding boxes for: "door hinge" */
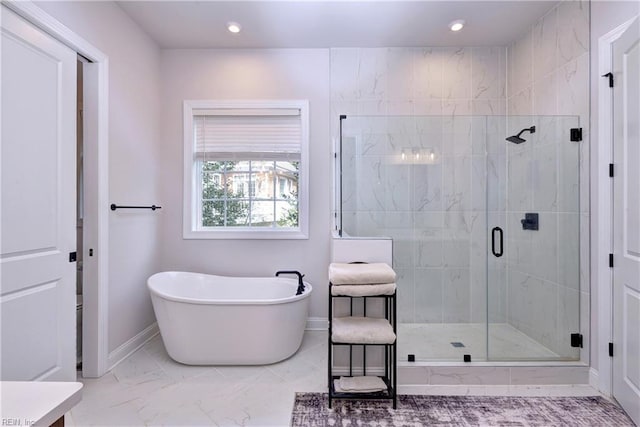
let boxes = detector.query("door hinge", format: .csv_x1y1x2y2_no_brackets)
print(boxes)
570,333,583,348
609,342,614,357
69,252,77,262
609,253,614,268
602,72,614,88
570,128,583,142
609,163,614,177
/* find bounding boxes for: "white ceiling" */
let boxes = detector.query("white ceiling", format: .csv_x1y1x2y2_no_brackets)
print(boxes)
117,1,559,49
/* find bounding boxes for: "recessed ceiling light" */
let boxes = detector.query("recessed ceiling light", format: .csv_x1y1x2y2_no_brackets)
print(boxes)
449,19,465,32
227,22,241,34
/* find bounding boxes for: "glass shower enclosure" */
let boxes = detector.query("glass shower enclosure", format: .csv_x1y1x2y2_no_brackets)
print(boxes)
337,114,581,362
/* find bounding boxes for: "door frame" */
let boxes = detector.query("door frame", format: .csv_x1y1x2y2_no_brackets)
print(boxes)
594,14,638,397
3,0,110,378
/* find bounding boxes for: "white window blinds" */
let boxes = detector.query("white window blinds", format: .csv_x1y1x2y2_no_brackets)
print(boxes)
194,108,302,161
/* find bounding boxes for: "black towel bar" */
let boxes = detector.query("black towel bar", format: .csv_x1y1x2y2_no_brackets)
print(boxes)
110,204,161,211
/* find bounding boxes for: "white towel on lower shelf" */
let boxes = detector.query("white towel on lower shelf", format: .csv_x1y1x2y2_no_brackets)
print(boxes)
332,317,396,344
331,283,396,297
335,376,387,393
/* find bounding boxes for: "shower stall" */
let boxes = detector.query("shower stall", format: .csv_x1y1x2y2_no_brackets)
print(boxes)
336,114,582,362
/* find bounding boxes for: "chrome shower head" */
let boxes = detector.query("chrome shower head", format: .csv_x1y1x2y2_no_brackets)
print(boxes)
506,125,536,144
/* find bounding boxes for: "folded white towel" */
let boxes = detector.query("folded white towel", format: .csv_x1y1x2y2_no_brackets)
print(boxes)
332,317,396,344
331,283,396,297
334,379,386,393
329,263,396,285
339,376,387,392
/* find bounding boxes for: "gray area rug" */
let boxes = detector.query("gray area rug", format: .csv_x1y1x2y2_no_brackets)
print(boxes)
291,393,635,426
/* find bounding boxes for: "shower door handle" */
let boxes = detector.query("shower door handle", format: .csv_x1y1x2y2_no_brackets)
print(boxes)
491,227,503,258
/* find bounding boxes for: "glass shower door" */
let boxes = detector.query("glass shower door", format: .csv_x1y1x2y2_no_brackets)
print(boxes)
487,115,581,361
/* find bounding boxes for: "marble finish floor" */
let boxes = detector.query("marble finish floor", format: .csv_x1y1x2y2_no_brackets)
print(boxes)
69,331,598,426
398,323,565,362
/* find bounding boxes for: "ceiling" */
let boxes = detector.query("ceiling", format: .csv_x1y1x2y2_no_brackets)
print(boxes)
117,1,559,49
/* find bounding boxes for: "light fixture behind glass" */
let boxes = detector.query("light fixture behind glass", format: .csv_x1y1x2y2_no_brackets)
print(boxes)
449,19,465,32
227,22,241,33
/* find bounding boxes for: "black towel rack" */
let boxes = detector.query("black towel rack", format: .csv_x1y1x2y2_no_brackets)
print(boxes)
110,204,162,211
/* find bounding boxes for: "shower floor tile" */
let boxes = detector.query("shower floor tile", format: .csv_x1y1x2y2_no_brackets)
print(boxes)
397,323,559,361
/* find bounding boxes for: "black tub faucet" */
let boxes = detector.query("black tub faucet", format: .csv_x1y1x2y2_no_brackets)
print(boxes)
275,270,306,295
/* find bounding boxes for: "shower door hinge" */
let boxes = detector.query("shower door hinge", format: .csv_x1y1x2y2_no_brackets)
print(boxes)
570,333,583,348
602,72,614,88
609,253,614,268
609,163,615,177
570,128,583,142
609,342,614,357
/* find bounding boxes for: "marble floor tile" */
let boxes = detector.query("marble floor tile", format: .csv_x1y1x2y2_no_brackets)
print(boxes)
70,330,601,426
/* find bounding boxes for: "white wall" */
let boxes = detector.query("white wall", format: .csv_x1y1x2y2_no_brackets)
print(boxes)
34,1,163,354
589,0,640,376
159,49,331,318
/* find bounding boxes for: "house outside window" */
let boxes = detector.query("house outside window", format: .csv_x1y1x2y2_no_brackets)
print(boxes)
183,100,309,239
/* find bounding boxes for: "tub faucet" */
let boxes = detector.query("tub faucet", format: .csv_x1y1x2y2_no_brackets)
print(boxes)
275,270,305,295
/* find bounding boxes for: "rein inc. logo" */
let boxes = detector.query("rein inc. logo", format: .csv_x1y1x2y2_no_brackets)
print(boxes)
1,419,35,426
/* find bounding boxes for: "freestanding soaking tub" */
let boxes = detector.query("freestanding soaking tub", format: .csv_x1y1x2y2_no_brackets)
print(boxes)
148,271,312,365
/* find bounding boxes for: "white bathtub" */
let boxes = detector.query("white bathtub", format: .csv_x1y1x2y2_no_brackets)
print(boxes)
147,271,312,365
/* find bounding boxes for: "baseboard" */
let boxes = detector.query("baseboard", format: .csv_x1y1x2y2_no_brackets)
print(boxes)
107,322,159,371
589,367,599,389
306,317,328,330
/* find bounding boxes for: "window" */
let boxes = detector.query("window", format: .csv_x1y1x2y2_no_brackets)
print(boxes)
183,100,309,239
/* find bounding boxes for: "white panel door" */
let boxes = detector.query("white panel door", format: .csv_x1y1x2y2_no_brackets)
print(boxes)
613,16,640,426
1,6,77,381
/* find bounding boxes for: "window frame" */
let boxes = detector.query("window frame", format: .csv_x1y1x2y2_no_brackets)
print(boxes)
183,99,309,239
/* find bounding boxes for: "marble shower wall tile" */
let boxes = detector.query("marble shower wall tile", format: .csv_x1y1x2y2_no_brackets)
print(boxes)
557,53,589,121
472,47,506,100
415,268,444,323
532,142,559,212
396,267,416,323
387,49,414,101
413,48,444,100
508,32,533,96
358,48,388,100
557,0,589,65
470,212,488,323
533,71,558,115
505,0,589,360
442,156,472,212
413,162,443,212
558,213,580,290
415,212,444,268
442,48,472,100
532,7,558,81
442,268,471,323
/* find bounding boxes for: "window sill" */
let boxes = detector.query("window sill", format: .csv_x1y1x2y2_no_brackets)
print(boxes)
183,228,309,240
